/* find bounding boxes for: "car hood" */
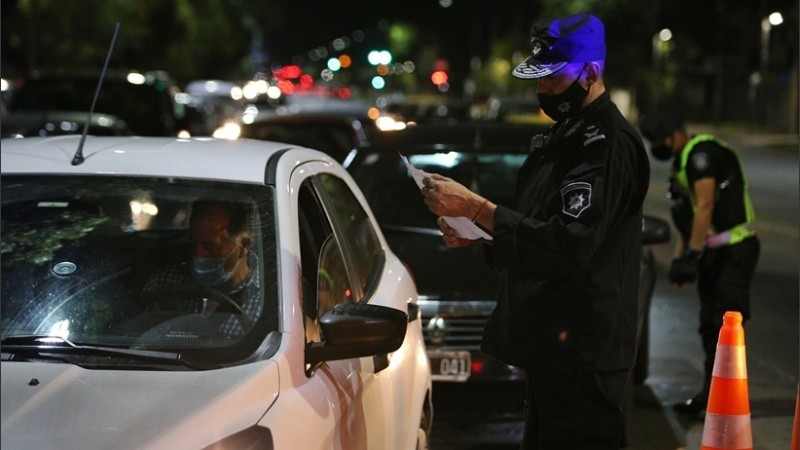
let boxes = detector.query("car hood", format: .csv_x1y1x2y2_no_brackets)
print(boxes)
383,227,497,301
1,359,279,449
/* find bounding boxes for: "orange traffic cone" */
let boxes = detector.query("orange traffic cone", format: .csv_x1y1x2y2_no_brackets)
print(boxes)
700,311,752,450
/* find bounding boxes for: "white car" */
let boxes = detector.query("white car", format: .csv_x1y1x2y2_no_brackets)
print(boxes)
0,136,433,450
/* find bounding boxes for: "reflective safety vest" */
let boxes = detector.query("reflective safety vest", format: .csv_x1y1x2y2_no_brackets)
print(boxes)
675,134,756,247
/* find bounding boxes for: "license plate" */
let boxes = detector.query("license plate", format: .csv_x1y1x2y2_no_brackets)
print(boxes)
429,350,471,381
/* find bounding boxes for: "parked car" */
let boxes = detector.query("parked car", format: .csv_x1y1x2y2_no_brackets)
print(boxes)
4,71,191,137
1,110,132,137
346,122,670,421
0,135,432,449
237,110,379,165
184,79,245,135
483,95,554,125
382,97,477,126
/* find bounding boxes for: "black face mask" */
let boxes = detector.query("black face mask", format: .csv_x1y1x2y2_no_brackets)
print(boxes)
538,73,589,122
650,142,673,161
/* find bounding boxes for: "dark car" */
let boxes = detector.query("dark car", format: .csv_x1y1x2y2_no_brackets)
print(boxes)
347,121,670,421
239,110,379,165
1,111,132,137
383,97,477,125
5,71,190,137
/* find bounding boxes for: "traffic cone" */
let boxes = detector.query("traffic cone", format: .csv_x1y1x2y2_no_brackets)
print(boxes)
700,311,752,450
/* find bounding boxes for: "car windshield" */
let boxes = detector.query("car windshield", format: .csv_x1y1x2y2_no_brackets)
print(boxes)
1,175,279,368
350,151,527,229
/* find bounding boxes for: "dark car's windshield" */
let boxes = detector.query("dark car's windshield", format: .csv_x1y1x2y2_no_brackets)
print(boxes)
350,151,527,229
0,175,278,368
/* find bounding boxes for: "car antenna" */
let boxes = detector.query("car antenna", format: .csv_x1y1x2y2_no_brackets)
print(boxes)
72,22,120,166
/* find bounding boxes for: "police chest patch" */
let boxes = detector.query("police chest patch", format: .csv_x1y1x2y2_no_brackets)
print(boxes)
561,182,592,218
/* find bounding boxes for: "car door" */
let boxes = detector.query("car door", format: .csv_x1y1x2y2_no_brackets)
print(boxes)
292,163,398,450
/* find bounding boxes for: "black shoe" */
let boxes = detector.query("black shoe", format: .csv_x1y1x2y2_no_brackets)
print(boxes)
673,393,707,417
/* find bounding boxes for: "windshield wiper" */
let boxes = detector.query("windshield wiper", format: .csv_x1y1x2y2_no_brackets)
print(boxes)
0,335,213,369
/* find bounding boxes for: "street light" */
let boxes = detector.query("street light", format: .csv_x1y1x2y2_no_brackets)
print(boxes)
651,28,672,70
756,11,784,127
651,28,673,108
760,12,784,75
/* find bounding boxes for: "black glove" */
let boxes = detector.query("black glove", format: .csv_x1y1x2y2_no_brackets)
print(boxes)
669,249,701,286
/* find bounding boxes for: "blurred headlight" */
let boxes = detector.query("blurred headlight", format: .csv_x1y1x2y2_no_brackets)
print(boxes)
376,115,406,131
213,122,241,140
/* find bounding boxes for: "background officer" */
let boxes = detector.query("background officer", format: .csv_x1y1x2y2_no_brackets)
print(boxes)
640,111,760,418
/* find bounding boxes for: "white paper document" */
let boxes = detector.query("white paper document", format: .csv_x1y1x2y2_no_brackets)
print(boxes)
400,153,493,241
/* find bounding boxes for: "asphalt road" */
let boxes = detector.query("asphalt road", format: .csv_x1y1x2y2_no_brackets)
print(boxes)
430,383,680,449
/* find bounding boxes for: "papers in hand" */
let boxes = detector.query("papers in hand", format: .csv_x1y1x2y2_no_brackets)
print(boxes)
400,153,493,241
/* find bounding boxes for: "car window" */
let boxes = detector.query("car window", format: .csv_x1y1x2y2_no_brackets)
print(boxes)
315,173,384,300
0,175,279,368
297,179,353,344
349,151,528,229
297,173,384,344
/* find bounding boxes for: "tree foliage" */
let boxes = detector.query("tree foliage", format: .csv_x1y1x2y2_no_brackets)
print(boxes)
2,0,283,84
1,0,796,123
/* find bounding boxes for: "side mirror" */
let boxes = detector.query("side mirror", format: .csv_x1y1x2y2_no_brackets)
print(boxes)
642,215,671,245
305,303,408,367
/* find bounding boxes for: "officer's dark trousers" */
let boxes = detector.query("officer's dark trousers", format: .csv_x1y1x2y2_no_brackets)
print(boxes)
697,236,760,395
520,369,630,449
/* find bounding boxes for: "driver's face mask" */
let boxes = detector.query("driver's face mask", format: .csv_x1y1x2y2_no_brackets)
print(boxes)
192,245,240,287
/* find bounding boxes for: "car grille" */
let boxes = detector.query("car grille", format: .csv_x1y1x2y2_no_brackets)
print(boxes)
417,300,495,350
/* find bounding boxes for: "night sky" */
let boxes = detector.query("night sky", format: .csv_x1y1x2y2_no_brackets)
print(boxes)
263,1,541,67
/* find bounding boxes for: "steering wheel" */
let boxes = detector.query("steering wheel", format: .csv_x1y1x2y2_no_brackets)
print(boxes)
141,283,244,316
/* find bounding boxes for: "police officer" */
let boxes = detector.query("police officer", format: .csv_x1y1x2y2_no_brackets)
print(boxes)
639,111,760,418
421,13,650,449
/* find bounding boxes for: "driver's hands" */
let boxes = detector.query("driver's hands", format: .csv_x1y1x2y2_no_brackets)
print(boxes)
437,217,472,248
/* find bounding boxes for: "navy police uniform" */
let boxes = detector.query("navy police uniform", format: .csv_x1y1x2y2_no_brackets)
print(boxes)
481,91,650,447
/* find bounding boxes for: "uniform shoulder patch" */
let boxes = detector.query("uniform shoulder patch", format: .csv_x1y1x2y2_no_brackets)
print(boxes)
582,124,606,146
691,151,709,171
561,182,592,218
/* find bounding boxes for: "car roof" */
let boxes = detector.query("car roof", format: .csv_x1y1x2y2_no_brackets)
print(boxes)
365,121,549,153
0,136,314,183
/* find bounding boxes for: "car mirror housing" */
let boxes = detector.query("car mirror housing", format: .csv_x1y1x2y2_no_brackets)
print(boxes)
305,303,408,367
642,215,671,245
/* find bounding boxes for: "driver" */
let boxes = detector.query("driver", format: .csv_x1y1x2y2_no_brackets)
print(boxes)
141,200,261,338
